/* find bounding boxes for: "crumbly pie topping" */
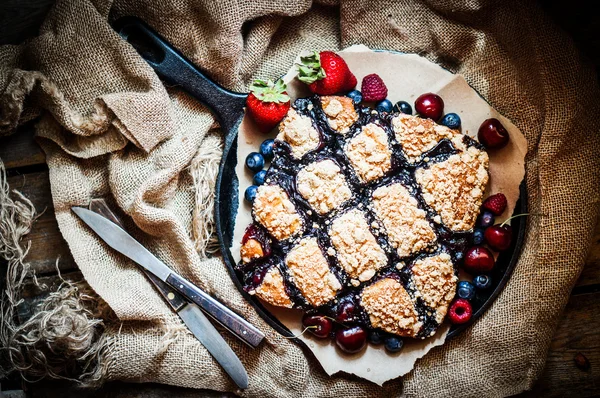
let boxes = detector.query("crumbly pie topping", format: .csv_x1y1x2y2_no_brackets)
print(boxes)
391,113,461,162
254,267,293,308
361,278,422,338
285,237,341,307
277,108,320,159
321,96,358,135
412,253,457,324
415,146,489,231
328,209,388,281
372,183,436,257
296,159,352,215
345,123,392,183
240,239,264,264
253,184,303,240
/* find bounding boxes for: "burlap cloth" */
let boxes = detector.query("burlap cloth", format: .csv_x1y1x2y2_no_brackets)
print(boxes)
1,0,600,396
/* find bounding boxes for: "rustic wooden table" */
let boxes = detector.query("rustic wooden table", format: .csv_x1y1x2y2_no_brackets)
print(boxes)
1,1,599,396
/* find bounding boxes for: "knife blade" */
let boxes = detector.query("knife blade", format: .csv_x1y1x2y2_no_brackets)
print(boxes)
71,206,265,348
86,200,248,388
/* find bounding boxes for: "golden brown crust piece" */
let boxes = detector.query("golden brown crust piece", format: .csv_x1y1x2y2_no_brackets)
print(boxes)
345,123,392,183
412,253,457,325
321,96,358,135
415,146,489,231
277,108,320,159
253,184,303,240
296,159,353,215
372,183,437,257
361,278,422,338
254,267,293,308
285,237,341,307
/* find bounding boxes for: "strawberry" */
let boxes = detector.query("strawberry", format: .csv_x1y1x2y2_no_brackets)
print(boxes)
297,51,356,95
361,74,388,102
246,79,290,133
481,193,507,216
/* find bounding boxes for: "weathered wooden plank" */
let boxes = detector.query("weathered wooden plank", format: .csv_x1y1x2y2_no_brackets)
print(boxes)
520,291,600,397
575,219,600,289
0,124,46,170
6,171,76,275
0,0,55,45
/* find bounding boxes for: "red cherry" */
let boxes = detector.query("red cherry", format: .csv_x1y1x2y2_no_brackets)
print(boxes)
478,118,509,149
336,301,356,323
335,326,367,354
448,298,473,324
302,313,333,339
414,93,444,121
484,224,513,251
463,246,495,274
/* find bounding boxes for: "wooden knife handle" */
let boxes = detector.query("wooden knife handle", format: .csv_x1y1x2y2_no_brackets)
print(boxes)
166,272,265,348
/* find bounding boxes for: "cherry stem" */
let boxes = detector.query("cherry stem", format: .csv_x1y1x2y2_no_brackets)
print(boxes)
500,213,546,228
282,326,317,339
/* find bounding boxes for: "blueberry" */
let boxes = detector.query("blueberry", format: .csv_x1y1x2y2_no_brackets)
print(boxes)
368,330,384,345
393,101,412,115
376,99,393,113
259,139,275,160
347,90,362,104
457,280,476,300
441,112,461,129
253,170,267,186
384,336,404,353
244,185,258,203
476,210,495,228
245,152,264,172
473,274,492,290
473,228,485,245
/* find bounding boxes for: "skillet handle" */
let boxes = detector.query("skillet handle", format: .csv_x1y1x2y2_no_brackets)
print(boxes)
113,16,247,133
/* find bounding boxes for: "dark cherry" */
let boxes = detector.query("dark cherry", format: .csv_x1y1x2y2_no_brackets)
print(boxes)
335,301,356,323
302,313,333,339
335,326,367,354
463,246,495,274
484,224,513,251
478,118,509,149
414,93,444,121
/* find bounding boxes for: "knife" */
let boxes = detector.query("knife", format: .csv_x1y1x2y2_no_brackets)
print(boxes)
86,200,249,388
71,206,265,351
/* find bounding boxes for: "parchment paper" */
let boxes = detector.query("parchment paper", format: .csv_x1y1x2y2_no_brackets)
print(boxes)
231,45,527,385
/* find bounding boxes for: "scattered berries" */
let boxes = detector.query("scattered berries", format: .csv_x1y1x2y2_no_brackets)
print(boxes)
245,152,264,172
414,93,444,121
393,100,412,114
297,51,356,95
473,274,492,290
384,336,404,353
476,210,496,228
448,298,473,324
441,112,461,129
246,79,291,133
361,74,388,102
335,301,356,323
478,118,509,149
457,281,476,300
484,224,513,251
302,313,333,339
259,139,275,160
253,170,267,186
376,99,393,113
244,185,258,203
482,193,508,216
346,89,362,104
368,330,384,345
463,246,495,274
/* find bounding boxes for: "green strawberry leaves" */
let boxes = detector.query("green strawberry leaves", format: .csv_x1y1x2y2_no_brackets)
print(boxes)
297,51,326,84
250,79,290,103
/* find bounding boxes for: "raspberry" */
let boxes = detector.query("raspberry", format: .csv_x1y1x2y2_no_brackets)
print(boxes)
448,298,473,324
361,74,388,102
481,193,507,216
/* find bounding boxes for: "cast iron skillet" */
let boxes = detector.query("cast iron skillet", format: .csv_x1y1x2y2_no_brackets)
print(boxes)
112,16,527,341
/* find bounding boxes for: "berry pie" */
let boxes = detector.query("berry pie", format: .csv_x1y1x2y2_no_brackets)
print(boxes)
236,95,489,343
